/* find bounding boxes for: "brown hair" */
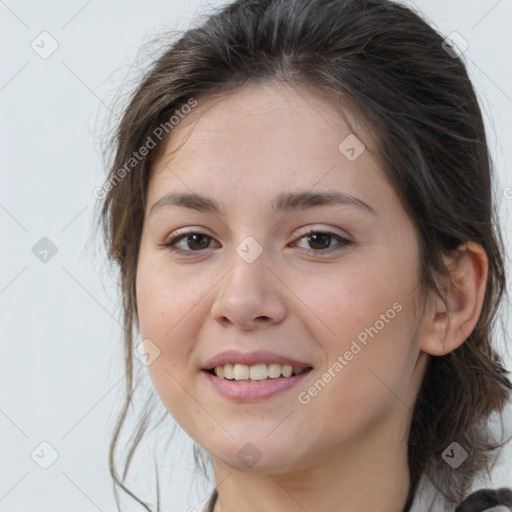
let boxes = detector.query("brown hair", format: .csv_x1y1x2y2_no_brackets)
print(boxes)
94,0,512,510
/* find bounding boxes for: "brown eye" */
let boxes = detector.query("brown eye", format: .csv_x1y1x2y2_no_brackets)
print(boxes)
162,232,217,254
294,229,353,254
161,228,353,256
305,232,332,250
183,234,212,250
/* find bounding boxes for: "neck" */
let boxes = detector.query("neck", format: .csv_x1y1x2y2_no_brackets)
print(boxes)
210,416,411,512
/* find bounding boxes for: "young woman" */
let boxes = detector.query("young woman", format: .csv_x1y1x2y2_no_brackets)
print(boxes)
96,0,512,510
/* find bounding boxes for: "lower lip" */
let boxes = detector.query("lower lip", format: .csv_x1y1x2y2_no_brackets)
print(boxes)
202,369,312,401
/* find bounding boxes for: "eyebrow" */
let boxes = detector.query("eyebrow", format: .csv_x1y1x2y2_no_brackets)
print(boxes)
149,190,377,217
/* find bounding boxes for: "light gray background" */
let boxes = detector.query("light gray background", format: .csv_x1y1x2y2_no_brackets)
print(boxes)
1,0,511,511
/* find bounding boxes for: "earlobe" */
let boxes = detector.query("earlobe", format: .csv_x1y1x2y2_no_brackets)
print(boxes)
419,241,489,357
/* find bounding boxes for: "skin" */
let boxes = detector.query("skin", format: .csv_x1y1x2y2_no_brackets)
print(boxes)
135,82,488,512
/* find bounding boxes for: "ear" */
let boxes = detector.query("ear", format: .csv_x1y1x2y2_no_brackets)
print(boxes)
419,241,489,356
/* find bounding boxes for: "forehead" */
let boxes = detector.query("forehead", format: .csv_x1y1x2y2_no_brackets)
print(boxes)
158,83,374,157
147,82,390,213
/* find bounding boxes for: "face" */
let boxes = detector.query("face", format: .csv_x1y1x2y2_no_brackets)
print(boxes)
136,82,428,474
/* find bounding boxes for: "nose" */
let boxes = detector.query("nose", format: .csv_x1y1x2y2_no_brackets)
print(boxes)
210,245,289,330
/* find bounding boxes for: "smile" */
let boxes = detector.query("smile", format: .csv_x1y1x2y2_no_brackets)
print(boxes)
209,363,310,380
201,350,313,400
202,365,313,401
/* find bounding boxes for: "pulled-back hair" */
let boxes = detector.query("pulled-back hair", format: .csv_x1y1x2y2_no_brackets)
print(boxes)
95,0,512,510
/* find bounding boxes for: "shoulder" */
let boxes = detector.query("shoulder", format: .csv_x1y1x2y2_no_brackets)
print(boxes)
455,487,512,512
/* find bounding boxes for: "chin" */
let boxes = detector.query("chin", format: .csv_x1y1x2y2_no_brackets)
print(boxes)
205,436,305,473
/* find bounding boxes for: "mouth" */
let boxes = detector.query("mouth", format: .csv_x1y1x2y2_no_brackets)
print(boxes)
200,350,314,400
201,363,313,401
205,363,313,381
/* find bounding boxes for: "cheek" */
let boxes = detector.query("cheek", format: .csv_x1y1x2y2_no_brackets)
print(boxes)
135,260,205,430
296,300,417,447
299,245,419,392
136,250,204,344
299,255,414,346
135,253,205,405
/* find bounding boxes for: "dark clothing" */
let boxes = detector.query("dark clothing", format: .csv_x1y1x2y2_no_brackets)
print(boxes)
455,488,512,512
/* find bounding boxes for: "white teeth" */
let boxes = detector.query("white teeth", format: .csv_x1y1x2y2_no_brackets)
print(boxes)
281,365,293,377
223,363,234,379
267,363,282,379
249,363,268,381
233,363,249,380
211,363,309,381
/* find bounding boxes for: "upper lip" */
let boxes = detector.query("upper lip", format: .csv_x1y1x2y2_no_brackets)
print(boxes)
202,350,313,370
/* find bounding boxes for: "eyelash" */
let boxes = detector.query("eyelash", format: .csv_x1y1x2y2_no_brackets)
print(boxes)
160,228,354,256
